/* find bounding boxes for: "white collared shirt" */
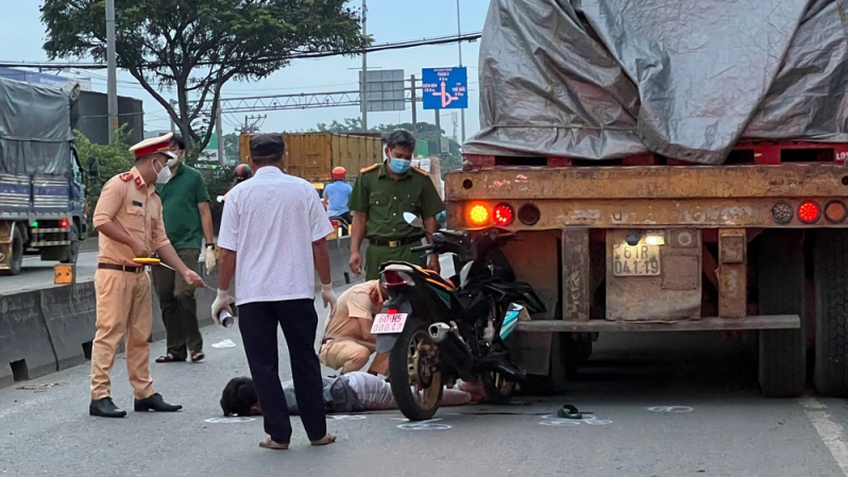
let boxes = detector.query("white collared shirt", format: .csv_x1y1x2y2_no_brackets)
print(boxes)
218,166,333,305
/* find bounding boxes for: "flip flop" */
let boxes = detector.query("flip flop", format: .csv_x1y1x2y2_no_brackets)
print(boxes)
155,354,185,363
191,352,205,362
259,437,289,450
310,433,337,446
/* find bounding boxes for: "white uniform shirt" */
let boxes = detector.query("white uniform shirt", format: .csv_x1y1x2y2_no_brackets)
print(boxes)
218,166,333,306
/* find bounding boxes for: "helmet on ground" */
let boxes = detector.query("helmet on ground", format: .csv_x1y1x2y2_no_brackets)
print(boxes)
234,164,252,182
331,166,346,181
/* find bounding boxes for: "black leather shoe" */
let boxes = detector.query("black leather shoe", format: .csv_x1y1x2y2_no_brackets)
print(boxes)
89,397,127,418
134,393,183,412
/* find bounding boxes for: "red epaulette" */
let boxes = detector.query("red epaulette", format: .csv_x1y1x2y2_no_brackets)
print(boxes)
360,164,380,174
412,166,429,176
119,172,133,182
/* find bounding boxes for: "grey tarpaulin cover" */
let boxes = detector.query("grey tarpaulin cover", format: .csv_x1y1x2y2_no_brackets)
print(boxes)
465,0,848,165
0,76,74,175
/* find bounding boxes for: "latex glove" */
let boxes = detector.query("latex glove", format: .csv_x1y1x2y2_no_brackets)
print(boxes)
204,245,216,273
321,283,337,315
211,289,233,324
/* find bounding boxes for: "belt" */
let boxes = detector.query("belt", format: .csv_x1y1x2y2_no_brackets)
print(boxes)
369,235,425,248
98,263,144,273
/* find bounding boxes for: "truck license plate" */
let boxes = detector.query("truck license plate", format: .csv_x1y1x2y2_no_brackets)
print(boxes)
371,313,408,334
612,244,661,276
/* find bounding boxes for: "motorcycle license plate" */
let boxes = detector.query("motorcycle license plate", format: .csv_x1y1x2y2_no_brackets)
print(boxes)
371,313,408,334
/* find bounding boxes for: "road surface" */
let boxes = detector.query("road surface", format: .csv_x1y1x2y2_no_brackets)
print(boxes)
1,290,846,476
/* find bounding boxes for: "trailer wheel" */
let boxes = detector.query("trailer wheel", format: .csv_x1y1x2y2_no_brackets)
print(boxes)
757,231,806,397
1,232,23,276
60,225,79,264
814,230,848,397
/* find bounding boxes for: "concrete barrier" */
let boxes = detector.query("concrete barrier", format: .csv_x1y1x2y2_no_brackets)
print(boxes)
40,283,97,371
0,289,61,388
1,236,364,390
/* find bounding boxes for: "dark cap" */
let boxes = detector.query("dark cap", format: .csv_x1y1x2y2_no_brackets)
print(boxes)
249,134,285,157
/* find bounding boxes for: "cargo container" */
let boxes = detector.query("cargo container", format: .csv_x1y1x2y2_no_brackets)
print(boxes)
448,0,848,398
238,132,382,182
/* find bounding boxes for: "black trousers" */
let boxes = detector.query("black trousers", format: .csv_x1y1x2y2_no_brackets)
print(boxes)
238,299,327,443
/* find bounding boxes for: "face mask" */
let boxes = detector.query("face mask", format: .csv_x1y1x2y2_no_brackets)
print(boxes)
388,157,411,174
154,160,172,184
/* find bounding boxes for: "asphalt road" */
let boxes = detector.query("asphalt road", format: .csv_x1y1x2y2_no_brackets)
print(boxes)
1,290,847,477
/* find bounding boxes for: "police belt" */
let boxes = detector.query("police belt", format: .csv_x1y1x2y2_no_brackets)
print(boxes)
368,235,425,248
98,263,144,273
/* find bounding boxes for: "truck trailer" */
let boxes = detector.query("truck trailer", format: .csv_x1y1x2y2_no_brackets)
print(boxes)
0,77,88,275
447,0,848,397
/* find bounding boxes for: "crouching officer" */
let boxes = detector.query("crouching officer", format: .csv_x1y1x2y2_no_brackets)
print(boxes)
89,133,205,418
348,129,445,280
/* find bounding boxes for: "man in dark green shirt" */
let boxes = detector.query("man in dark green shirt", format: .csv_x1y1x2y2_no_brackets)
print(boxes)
349,130,445,280
152,135,214,363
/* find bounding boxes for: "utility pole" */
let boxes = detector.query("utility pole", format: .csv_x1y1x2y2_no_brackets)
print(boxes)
106,0,118,138
456,0,466,143
435,111,441,156
410,74,417,129
169,99,176,134
215,91,224,166
360,0,368,132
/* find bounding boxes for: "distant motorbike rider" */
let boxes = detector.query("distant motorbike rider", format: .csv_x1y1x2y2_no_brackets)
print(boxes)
221,164,253,203
323,166,353,224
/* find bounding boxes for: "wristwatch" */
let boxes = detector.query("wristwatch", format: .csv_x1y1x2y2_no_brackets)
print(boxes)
206,243,215,249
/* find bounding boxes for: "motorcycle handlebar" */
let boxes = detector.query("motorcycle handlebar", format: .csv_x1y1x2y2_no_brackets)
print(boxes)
410,244,434,253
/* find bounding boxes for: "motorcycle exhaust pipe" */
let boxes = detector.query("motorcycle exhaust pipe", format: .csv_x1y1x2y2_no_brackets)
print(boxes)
429,323,451,343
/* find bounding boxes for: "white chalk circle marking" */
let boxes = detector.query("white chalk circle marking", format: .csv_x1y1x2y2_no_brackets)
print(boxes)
396,418,452,431
648,406,693,413
329,414,367,420
204,417,255,423
539,414,613,427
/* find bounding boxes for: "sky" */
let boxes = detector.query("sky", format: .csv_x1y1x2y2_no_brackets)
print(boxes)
0,0,490,140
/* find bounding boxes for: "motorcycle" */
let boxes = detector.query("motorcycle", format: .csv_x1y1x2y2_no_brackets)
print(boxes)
372,213,546,421
328,215,350,237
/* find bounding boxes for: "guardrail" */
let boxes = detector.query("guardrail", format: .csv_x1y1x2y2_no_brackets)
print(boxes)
0,237,362,389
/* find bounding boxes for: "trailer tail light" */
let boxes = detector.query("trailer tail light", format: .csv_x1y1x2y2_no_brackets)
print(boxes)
60,218,70,228
771,203,793,224
493,203,514,226
381,270,415,288
518,204,541,226
798,201,821,224
825,201,848,223
331,220,340,228
468,204,490,226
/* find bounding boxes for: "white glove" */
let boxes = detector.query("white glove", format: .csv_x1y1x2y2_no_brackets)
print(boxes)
211,289,233,324
204,245,216,273
321,283,337,314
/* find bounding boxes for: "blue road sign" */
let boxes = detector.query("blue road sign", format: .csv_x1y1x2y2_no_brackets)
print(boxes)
422,67,468,110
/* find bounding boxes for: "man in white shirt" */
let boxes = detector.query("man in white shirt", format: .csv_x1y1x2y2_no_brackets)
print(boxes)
212,134,338,451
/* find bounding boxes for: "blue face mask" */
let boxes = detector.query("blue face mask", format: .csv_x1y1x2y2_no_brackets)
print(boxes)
388,157,411,174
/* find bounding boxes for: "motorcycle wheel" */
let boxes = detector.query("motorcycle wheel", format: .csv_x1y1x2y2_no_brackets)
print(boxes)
389,318,443,421
482,371,516,404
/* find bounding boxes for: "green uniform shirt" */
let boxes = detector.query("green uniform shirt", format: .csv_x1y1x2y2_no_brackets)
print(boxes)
157,163,210,250
349,162,445,239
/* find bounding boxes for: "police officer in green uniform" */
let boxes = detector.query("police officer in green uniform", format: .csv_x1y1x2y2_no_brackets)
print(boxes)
349,130,445,280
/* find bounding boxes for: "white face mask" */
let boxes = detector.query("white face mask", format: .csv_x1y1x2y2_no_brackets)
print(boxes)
154,160,172,184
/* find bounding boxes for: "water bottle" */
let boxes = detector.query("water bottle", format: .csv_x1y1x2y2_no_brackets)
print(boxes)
219,309,234,328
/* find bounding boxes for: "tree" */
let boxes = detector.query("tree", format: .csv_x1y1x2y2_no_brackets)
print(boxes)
41,0,368,152
74,128,135,226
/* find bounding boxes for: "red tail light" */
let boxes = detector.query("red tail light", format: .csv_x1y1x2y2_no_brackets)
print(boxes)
825,201,848,223
493,203,515,226
60,218,70,228
381,270,415,287
798,201,820,224
387,308,398,315
331,220,340,228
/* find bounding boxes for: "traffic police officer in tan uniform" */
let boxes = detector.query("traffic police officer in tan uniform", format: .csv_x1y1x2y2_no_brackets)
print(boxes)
89,133,205,418
349,129,445,280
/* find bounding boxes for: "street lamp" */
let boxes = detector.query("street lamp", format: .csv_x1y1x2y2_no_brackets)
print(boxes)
456,0,466,143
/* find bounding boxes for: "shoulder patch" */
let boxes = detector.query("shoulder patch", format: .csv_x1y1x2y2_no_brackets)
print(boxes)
119,172,133,182
360,164,380,174
134,177,143,189
412,166,429,176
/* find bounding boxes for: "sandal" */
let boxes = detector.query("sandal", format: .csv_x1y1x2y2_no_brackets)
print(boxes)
259,437,289,450
155,354,185,363
310,433,337,446
191,352,205,362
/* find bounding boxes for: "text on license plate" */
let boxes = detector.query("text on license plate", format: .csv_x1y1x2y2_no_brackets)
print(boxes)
612,244,661,276
371,313,408,334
